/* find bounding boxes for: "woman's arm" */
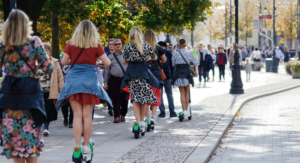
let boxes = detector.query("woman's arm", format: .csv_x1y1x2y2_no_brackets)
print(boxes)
99,54,111,66
61,53,70,65
160,54,166,63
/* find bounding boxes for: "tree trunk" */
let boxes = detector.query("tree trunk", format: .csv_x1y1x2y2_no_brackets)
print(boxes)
3,0,10,20
52,14,60,59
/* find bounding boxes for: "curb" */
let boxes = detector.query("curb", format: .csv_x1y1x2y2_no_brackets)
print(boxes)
185,83,300,163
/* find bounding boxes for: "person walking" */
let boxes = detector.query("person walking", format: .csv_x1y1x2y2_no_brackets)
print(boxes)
172,39,198,120
173,37,181,51
206,43,215,81
241,47,248,61
157,41,177,118
121,26,158,138
144,29,166,126
57,20,112,160
104,39,129,123
252,47,261,63
266,47,273,58
229,42,244,66
39,43,64,136
290,46,296,58
284,46,290,64
216,46,227,81
0,10,53,163
104,36,115,54
244,58,252,82
275,46,285,66
196,42,208,85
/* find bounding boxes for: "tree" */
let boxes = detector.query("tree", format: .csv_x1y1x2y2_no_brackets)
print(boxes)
238,0,257,46
276,0,297,48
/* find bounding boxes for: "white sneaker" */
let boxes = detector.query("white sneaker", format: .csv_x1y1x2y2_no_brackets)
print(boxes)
203,82,206,87
82,145,91,154
150,116,156,125
140,121,146,132
43,129,49,136
129,103,133,108
184,111,190,118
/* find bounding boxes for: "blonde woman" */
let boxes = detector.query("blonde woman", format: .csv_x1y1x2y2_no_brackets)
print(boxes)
57,20,112,161
121,26,158,139
143,29,166,129
0,10,52,163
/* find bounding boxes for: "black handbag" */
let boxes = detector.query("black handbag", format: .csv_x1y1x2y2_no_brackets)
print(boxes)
0,48,46,127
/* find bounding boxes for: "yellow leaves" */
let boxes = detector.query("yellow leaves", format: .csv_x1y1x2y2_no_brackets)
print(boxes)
107,12,112,17
90,8,100,19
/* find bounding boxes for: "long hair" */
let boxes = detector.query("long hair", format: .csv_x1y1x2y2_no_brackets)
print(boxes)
284,46,289,52
2,9,33,46
128,26,144,55
143,29,157,51
70,20,100,48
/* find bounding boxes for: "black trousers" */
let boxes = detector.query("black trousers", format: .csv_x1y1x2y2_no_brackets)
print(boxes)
108,75,129,118
218,65,225,80
61,102,73,123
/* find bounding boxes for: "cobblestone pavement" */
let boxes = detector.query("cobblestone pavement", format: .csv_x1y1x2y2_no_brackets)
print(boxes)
0,65,297,163
210,87,300,163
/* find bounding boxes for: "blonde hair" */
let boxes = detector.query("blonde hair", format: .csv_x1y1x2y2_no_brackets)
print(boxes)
1,9,33,46
128,26,144,55
144,29,157,51
70,20,100,48
43,42,51,51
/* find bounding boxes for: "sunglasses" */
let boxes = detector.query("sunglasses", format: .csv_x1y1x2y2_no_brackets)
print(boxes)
114,43,122,46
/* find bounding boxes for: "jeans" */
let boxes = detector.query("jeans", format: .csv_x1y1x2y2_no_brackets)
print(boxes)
159,79,175,113
198,66,208,82
218,65,225,80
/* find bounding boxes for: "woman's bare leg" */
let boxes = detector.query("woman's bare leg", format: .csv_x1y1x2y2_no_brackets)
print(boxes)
13,158,25,163
26,157,38,163
145,104,149,119
184,85,190,111
140,103,147,121
70,100,83,147
82,104,94,146
133,102,141,121
179,87,186,111
151,105,157,116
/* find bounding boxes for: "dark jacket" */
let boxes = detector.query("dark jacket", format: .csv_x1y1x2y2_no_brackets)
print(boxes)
161,49,173,80
204,54,214,70
216,53,227,65
172,64,194,87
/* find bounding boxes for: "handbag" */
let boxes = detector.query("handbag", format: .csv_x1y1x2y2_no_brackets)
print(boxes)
0,48,46,126
112,53,130,93
178,51,195,76
156,61,166,80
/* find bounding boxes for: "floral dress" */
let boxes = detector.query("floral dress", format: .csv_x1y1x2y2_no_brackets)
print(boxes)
0,37,52,159
123,42,158,104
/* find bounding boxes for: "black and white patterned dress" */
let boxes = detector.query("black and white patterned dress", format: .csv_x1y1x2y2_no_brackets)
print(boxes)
123,42,158,104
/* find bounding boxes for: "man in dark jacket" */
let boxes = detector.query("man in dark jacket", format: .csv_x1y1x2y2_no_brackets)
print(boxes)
158,41,177,118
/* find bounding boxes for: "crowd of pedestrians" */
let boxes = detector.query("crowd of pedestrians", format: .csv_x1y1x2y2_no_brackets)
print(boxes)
0,9,296,163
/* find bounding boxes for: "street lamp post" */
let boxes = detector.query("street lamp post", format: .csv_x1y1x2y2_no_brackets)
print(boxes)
230,0,244,94
270,0,278,73
297,0,300,60
230,0,232,44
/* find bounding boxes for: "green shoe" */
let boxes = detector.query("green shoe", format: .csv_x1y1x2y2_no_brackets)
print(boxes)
133,121,140,139
72,147,83,162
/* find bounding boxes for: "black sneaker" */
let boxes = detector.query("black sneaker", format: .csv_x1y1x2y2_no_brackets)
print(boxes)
63,119,68,127
69,123,73,128
170,112,177,118
158,112,166,117
108,110,113,116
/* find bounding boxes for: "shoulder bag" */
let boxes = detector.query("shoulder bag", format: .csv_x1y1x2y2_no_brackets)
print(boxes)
178,50,195,76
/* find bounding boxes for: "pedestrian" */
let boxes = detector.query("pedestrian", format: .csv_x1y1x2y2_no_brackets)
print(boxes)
289,46,296,58
173,37,181,51
121,26,159,138
216,46,227,81
244,58,252,82
172,39,198,119
266,46,273,58
206,43,215,81
39,42,64,136
252,47,261,62
58,59,74,128
196,42,208,86
241,47,248,61
57,20,112,160
0,9,53,163
104,36,115,54
275,46,285,66
144,29,166,126
284,46,290,64
168,43,174,52
157,41,177,118
104,39,129,123
203,50,214,86
261,46,267,63
229,42,243,66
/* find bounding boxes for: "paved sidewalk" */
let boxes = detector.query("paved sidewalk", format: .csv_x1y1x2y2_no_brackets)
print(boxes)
210,87,300,163
0,65,297,163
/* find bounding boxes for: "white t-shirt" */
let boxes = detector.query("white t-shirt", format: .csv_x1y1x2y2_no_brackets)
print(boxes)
252,50,261,59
